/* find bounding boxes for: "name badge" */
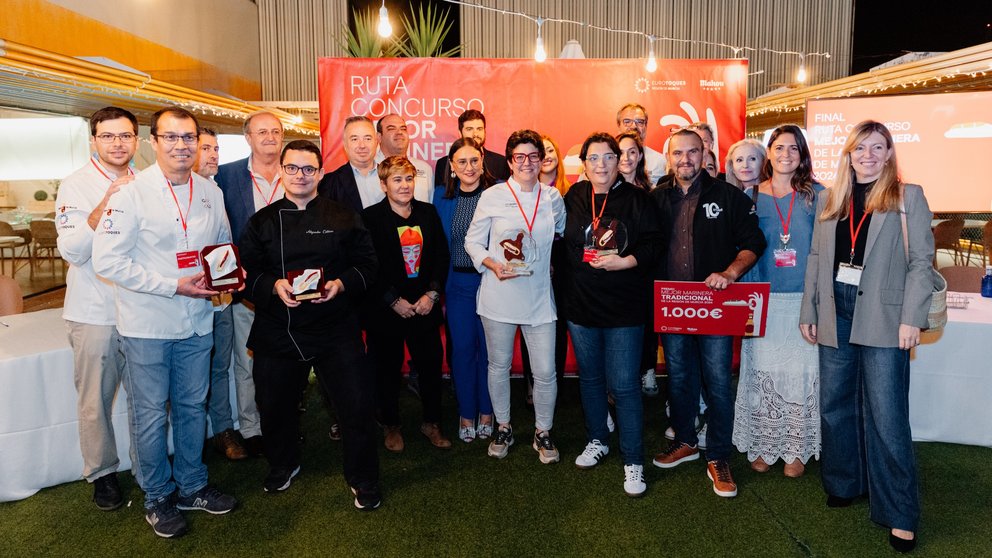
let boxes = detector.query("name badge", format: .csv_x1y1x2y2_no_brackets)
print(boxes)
773,248,797,268
836,263,863,286
177,250,200,269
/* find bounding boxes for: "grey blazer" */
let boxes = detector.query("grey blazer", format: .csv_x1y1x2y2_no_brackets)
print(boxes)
799,184,934,348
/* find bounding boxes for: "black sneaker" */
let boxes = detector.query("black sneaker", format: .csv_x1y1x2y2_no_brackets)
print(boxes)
263,465,301,493
351,485,382,511
145,499,187,538
92,472,123,511
176,486,237,514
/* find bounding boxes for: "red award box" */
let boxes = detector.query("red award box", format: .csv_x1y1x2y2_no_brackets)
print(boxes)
287,268,326,301
654,281,771,337
200,243,244,292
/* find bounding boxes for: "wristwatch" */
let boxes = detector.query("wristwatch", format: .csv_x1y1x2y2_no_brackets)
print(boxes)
426,290,440,303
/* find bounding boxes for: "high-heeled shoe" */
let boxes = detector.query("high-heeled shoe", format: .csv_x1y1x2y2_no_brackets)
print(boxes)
889,532,917,553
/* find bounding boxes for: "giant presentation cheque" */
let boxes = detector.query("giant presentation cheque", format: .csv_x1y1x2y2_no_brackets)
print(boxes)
654,281,771,337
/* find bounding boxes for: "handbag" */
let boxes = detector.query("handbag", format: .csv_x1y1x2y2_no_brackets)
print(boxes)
900,189,947,331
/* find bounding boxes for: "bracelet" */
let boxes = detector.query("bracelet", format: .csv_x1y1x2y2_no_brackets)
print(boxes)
426,290,440,303
390,298,401,308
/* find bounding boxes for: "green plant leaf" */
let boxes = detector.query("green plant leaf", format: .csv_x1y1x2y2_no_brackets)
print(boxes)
338,7,401,58
397,3,462,58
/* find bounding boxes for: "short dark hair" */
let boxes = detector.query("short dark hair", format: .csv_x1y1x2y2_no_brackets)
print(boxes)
667,129,703,153
458,109,486,131
89,106,138,137
198,127,217,138
280,140,322,166
375,113,403,134
343,115,374,134
580,132,621,160
150,106,199,136
504,129,545,162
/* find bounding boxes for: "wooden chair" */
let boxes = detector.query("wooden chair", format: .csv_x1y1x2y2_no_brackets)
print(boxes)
0,275,24,316
30,219,64,276
938,265,983,293
984,221,992,266
0,221,31,277
932,218,964,267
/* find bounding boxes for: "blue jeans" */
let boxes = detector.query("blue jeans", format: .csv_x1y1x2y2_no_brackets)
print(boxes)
568,322,644,466
446,271,492,420
660,333,734,460
481,317,556,431
819,282,919,531
208,306,234,433
122,334,211,508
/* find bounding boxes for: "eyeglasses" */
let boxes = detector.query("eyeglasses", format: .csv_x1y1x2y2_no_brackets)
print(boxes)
452,157,481,170
622,118,647,127
249,129,283,138
282,164,319,176
153,133,198,145
585,154,619,165
511,152,542,164
95,132,137,144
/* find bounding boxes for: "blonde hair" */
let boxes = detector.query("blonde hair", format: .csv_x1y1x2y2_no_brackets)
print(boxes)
377,155,416,182
724,139,766,189
821,120,902,220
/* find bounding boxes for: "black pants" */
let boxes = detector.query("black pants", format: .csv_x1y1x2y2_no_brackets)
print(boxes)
367,313,443,426
253,328,379,490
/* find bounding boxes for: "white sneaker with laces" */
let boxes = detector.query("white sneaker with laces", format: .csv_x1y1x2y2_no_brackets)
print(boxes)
641,369,659,396
575,439,609,469
623,464,646,497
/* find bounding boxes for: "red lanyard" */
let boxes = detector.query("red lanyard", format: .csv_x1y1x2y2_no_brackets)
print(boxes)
773,191,796,244
251,173,282,206
166,175,194,237
90,157,133,181
848,196,871,261
590,185,611,230
506,180,541,237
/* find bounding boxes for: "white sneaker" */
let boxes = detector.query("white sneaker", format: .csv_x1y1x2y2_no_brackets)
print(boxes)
696,423,708,451
664,426,675,440
606,412,615,433
664,417,703,443
623,464,646,497
574,440,609,469
641,369,659,396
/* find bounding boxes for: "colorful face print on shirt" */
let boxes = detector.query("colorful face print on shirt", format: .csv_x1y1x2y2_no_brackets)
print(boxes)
398,226,424,278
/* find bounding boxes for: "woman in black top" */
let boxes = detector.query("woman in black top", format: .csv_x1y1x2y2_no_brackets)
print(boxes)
562,132,663,497
362,156,451,451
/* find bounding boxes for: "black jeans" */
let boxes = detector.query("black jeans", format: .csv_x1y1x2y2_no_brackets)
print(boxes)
367,313,444,425
253,327,379,490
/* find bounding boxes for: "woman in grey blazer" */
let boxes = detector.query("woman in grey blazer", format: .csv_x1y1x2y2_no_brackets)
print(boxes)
799,120,934,553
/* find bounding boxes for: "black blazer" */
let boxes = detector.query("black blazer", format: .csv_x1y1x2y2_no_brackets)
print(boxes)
433,148,510,186
360,199,450,328
317,162,364,213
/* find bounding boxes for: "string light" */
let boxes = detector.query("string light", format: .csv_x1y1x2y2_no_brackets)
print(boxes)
645,36,657,72
796,55,807,83
534,17,547,62
377,0,392,38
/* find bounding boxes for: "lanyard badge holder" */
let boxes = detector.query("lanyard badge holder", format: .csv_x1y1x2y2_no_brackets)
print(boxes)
772,191,797,268
837,198,870,286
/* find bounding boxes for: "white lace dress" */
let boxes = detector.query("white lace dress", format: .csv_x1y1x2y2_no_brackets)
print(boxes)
733,292,820,464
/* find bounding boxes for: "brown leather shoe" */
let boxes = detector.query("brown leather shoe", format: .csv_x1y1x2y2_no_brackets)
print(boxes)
784,460,806,478
750,456,770,473
212,429,248,460
420,422,452,449
383,425,404,453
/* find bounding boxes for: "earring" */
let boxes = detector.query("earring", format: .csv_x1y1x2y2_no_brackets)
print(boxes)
451,171,456,178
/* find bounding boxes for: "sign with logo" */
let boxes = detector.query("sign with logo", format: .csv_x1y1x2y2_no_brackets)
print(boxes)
318,58,747,179
654,281,770,337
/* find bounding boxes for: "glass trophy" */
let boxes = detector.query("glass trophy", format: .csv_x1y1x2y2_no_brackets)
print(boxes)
496,228,537,276
582,219,629,262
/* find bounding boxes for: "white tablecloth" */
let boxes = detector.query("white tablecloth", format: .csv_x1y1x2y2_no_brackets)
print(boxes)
0,308,239,502
0,309,131,502
910,294,992,447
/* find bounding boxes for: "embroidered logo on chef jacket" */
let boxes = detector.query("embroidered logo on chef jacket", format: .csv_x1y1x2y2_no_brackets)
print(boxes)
101,217,120,234
703,202,723,219
398,225,423,278
201,198,212,209
58,213,70,226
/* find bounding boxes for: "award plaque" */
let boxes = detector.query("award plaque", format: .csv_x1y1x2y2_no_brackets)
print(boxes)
287,268,326,301
496,228,537,276
200,243,244,292
582,219,629,262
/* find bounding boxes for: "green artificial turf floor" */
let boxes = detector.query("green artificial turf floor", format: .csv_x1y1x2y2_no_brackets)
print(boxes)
1,378,989,557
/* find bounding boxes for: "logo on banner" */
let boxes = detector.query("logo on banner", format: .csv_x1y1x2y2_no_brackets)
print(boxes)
700,79,725,91
635,77,650,94
634,77,687,93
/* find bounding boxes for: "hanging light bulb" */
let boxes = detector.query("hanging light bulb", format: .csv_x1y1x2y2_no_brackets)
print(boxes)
645,36,657,72
796,55,807,83
534,18,547,62
377,0,392,38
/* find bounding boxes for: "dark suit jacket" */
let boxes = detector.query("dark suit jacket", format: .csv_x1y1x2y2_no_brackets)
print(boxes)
316,162,364,213
215,157,256,247
433,148,510,186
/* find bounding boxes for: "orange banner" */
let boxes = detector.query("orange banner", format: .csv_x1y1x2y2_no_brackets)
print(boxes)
318,58,748,177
